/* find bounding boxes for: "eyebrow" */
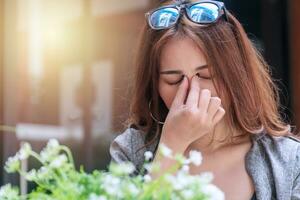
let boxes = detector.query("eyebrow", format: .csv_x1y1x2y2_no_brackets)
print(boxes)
159,65,208,75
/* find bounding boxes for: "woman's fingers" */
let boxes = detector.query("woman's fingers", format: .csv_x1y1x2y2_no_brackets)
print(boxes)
170,76,225,128
212,107,226,125
186,76,201,108
198,89,211,113
207,97,222,119
170,76,188,109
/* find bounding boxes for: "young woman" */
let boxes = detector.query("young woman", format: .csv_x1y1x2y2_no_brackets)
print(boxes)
109,0,300,199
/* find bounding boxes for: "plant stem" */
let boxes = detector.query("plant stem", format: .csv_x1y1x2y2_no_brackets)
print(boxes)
30,151,44,164
60,146,75,168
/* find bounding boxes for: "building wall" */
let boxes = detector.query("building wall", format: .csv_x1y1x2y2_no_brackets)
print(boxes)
3,0,20,184
0,0,4,185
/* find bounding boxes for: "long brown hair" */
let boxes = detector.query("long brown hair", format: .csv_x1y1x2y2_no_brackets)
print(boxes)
125,0,292,151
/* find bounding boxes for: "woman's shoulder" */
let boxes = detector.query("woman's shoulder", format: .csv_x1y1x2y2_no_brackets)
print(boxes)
111,124,147,150
109,124,157,171
249,131,300,168
246,131,300,199
251,131,300,159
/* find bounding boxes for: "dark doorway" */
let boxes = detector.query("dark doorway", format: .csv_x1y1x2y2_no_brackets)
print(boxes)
225,0,292,125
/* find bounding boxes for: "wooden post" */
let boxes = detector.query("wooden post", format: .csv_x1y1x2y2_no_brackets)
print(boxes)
289,0,300,134
81,0,93,171
20,141,28,195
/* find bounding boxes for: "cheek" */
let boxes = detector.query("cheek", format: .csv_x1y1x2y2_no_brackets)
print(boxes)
158,82,178,109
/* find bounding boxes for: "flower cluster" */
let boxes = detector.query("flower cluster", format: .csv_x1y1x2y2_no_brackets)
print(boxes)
0,140,224,200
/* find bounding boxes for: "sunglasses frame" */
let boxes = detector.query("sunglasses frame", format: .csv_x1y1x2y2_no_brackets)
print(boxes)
145,0,228,30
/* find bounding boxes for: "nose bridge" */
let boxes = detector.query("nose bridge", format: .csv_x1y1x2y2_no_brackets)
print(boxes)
184,74,198,85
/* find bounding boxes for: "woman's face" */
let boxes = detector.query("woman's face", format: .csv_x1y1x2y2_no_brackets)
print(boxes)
158,37,218,109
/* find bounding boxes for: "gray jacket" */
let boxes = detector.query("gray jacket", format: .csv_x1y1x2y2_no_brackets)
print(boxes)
109,126,300,200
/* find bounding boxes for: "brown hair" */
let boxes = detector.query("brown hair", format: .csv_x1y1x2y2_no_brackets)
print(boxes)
125,0,293,152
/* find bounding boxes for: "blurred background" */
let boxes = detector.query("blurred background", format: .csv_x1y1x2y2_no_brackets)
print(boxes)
0,0,299,190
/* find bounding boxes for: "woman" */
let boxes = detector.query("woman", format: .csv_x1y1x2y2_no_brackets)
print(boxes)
109,0,300,199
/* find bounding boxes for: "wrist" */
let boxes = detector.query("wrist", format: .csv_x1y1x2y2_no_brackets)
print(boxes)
159,135,188,155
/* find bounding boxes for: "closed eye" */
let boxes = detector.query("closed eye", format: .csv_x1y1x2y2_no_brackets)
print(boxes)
166,73,212,85
196,72,211,79
167,75,184,85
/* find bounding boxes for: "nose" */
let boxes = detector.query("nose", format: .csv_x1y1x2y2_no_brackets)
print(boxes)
183,74,198,85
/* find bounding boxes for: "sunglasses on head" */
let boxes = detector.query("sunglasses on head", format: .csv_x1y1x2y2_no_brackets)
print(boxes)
145,0,228,30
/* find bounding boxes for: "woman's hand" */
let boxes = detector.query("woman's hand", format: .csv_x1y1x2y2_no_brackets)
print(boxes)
160,75,225,153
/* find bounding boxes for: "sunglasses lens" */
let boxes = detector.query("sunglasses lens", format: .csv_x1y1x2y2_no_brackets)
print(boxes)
188,3,219,23
149,7,179,29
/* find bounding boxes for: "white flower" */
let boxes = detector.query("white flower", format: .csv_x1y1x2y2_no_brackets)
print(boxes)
199,172,214,183
120,162,135,174
171,193,181,200
109,162,135,175
98,196,107,200
101,175,124,198
1,135,227,200
40,148,56,163
18,143,32,160
104,186,115,195
4,155,20,173
172,180,185,190
25,169,37,181
0,184,19,199
143,174,152,182
36,166,51,180
47,139,59,149
127,183,139,196
174,171,191,190
165,174,176,185
99,196,107,200
180,164,190,173
202,184,225,200
4,144,32,173
188,150,202,166
166,173,190,191
144,151,153,161
183,159,191,165
40,140,60,163
49,154,67,168
181,189,194,199
102,174,121,194
88,193,97,200
159,143,173,158
88,193,107,200
143,163,153,173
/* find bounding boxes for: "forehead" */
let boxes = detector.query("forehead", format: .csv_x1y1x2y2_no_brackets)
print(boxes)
160,37,207,71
